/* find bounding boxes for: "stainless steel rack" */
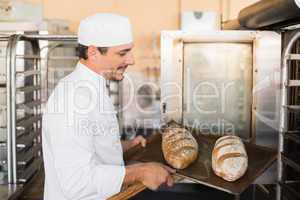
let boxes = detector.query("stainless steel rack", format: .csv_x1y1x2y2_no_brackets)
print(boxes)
278,29,300,200
5,34,42,184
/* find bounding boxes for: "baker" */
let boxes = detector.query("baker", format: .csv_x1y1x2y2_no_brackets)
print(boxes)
42,13,174,200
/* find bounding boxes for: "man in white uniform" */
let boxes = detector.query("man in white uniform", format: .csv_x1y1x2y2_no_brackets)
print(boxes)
42,13,174,200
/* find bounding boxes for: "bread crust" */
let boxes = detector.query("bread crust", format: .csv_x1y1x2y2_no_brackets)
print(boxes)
162,125,198,169
212,135,248,182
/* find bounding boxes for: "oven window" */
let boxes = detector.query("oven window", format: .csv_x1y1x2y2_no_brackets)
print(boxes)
183,42,253,139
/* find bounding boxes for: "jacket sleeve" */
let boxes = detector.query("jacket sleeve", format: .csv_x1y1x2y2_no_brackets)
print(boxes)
46,109,125,200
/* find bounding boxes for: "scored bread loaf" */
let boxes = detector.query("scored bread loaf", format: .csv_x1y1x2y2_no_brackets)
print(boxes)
162,122,198,169
212,135,248,182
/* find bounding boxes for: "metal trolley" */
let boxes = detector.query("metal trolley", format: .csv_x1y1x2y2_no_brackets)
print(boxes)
6,34,42,184
278,29,300,200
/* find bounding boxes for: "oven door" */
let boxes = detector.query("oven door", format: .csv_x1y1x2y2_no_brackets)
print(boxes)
161,30,281,142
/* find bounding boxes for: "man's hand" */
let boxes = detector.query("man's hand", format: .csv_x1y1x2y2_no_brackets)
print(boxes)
124,162,176,190
131,135,146,148
121,135,146,152
139,162,175,190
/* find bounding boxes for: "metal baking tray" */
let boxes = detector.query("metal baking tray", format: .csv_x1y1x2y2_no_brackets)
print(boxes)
128,133,277,195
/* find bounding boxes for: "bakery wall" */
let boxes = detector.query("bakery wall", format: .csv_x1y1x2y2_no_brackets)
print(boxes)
28,0,259,72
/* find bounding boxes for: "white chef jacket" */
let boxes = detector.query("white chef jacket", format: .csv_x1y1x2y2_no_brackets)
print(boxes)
42,62,125,200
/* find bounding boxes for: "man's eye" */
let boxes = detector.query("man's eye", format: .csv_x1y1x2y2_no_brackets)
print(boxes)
119,53,126,57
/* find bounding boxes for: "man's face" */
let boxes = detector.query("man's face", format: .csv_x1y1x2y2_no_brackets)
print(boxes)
94,43,134,81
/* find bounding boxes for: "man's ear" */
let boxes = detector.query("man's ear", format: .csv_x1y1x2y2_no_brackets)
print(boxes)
87,46,98,60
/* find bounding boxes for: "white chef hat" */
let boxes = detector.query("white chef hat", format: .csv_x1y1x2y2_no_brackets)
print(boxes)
78,13,133,47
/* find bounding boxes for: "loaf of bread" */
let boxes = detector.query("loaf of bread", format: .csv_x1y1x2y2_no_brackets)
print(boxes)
212,135,248,182
161,122,198,169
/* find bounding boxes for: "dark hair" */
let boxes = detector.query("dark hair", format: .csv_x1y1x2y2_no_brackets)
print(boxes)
77,44,109,60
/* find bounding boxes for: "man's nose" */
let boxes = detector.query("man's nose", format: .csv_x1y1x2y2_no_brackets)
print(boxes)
126,52,135,65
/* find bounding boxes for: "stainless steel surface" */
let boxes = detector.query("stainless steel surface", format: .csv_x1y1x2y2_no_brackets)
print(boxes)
24,34,77,41
161,31,281,146
10,35,22,184
182,42,252,139
6,35,15,183
252,31,281,171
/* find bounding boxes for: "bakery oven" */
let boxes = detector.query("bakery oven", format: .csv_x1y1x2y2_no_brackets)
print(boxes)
156,0,300,200
158,29,280,200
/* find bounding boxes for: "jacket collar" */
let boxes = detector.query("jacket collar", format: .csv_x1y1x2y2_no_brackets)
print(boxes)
76,61,107,83
75,62,110,97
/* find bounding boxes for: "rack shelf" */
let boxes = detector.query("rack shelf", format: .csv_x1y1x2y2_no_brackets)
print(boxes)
286,53,300,60
280,182,300,200
17,144,41,166
284,133,300,145
17,115,42,129
282,153,300,173
16,129,40,149
17,158,42,183
17,100,41,110
17,85,41,94
16,70,41,78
